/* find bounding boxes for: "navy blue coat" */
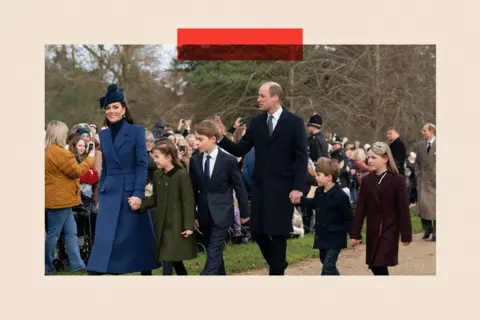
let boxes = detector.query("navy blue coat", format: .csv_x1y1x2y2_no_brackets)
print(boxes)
300,184,353,250
86,121,158,274
218,108,308,236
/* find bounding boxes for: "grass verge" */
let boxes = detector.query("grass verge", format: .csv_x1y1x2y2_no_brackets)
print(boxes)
55,208,422,276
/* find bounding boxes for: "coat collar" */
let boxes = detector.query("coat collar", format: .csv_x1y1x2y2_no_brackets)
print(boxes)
113,120,130,151
371,171,395,203
101,121,131,165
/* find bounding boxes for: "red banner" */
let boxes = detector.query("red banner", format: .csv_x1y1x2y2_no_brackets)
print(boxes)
177,28,303,61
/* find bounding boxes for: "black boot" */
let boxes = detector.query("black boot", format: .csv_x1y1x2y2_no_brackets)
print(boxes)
421,218,432,240
422,228,431,240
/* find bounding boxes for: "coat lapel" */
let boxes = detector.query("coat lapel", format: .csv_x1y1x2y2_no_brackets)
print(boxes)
103,129,121,164
427,139,436,161
210,149,224,183
114,121,130,152
269,108,288,144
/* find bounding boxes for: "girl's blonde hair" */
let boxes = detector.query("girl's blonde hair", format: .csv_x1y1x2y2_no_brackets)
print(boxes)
352,148,366,162
371,141,399,174
45,120,69,149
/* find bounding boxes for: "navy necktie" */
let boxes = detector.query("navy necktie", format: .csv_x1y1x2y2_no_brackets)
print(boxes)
427,142,431,154
204,155,211,183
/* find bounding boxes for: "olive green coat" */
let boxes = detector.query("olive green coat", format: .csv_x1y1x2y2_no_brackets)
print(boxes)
140,167,197,262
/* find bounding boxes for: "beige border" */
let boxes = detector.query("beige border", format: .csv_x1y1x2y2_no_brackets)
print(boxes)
2,0,479,318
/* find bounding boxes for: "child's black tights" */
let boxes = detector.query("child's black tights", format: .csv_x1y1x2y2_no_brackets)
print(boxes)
162,261,188,276
370,266,389,276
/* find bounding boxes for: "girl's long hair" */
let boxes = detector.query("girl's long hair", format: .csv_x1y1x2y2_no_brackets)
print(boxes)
68,135,88,161
153,139,184,169
371,141,399,174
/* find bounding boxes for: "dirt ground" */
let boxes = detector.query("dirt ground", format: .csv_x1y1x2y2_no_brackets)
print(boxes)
239,233,436,276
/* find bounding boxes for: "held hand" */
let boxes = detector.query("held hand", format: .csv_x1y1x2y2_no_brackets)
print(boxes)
289,190,303,203
350,239,361,247
128,196,142,211
88,149,95,158
240,217,250,224
181,230,193,238
401,242,411,246
194,219,199,231
214,115,226,136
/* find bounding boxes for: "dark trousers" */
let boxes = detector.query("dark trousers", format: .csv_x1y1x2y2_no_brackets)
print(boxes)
254,234,288,275
162,261,188,276
369,266,389,276
421,218,436,236
200,212,228,276
319,249,340,275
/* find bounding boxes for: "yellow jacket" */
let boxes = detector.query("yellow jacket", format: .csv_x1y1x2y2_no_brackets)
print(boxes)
45,144,93,209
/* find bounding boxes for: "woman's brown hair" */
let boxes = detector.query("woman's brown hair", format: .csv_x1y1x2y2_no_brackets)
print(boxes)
68,135,88,160
153,139,184,169
103,101,137,127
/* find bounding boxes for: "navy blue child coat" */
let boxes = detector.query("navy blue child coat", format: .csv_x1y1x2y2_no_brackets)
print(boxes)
300,184,353,250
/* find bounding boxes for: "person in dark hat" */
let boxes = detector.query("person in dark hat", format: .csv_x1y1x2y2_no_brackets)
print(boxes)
330,135,351,194
306,114,329,163
86,84,158,276
151,120,166,140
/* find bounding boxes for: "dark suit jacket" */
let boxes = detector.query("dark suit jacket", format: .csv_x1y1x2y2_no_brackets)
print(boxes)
189,148,249,229
389,137,407,176
218,107,308,235
300,185,353,250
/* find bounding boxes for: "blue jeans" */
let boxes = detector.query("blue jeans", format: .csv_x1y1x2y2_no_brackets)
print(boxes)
45,207,85,275
319,249,340,275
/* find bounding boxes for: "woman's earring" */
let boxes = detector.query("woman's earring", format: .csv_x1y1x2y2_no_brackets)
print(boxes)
122,114,126,118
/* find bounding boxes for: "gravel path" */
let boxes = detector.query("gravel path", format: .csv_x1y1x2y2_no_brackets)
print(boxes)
239,233,436,276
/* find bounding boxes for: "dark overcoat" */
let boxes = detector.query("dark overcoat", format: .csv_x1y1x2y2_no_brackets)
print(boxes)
351,172,412,267
218,108,308,236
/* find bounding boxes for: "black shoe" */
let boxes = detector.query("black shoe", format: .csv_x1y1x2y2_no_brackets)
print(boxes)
422,229,431,240
431,235,436,242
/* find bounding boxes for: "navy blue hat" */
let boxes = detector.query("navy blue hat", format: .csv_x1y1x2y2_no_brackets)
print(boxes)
76,128,91,137
99,84,124,109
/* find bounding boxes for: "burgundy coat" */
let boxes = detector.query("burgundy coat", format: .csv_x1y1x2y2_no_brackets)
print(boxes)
351,172,412,267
